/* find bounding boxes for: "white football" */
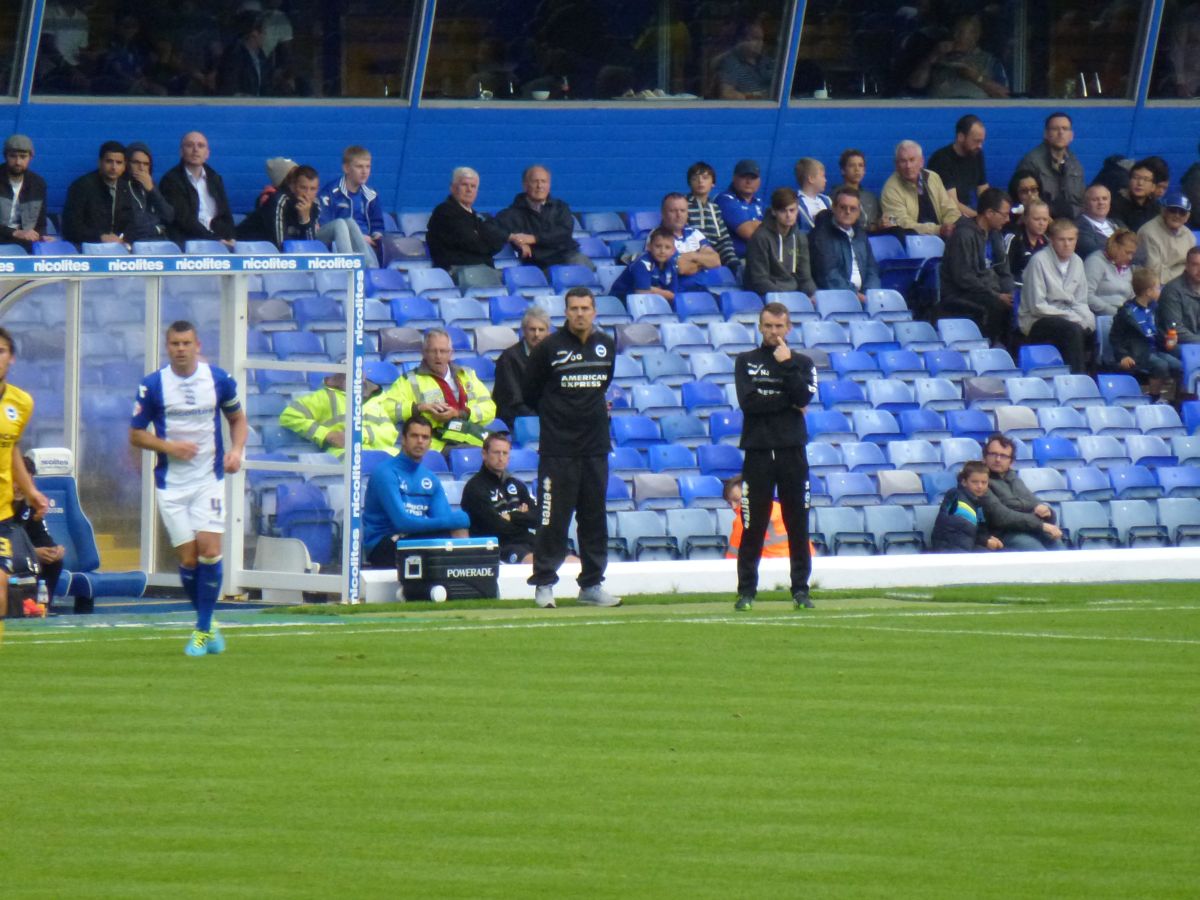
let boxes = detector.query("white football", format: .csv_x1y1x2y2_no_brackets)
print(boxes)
430,585,448,603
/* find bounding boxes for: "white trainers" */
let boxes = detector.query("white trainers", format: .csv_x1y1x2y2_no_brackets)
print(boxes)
534,585,556,608
577,585,621,607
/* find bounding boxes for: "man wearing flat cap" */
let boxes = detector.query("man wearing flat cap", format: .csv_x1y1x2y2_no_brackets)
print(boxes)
0,135,48,252
715,158,767,258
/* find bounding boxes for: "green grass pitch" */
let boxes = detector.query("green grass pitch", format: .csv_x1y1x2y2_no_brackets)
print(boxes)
1,584,1198,898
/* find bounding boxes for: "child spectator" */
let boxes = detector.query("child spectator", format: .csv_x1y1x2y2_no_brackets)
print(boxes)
932,460,1003,552
610,227,682,302
723,474,814,559
1110,267,1184,402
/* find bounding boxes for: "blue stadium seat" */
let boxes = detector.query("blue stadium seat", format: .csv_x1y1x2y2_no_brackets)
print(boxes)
275,482,336,565
831,350,882,383
1108,464,1163,500
897,409,951,442
1184,400,1200,435
922,349,971,381
690,352,736,384
877,469,927,506
1125,435,1177,468
1006,377,1057,408
550,264,601,293
647,444,699,477
1019,467,1073,501
681,380,729,415
719,290,764,324
842,441,889,473
864,288,912,322
609,446,649,481
814,289,868,323
695,265,738,291
905,234,945,260
806,442,846,476
661,322,710,355
1181,344,1200,392
581,212,632,241
801,320,853,352
806,409,856,443
678,475,727,509
709,409,744,445
642,351,692,386
474,325,519,358
968,348,1021,379
946,408,993,443
675,291,723,324
1066,466,1114,501
131,240,180,255
439,297,491,330
627,210,660,237
82,242,130,256
921,469,957,502
660,413,709,449
1157,498,1200,545
766,291,818,321
1059,501,1119,549
867,379,918,413
1075,435,1126,469
379,325,424,363
864,505,925,554
262,272,318,300
849,319,899,354
293,295,343,331
488,294,528,326
940,437,982,470
1095,373,1151,408
820,378,870,412
0,243,28,256
614,322,663,357
1171,435,1200,465
1084,406,1139,436
611,352,644,387
389,296,441,329
963,376,1008,411
810,506,874,555
632,383,682,417
936,318,988,351
512,415,540,449
502,265,553,298
851,409,901,444
1018,344,1070,378
249,298,297,332
824,473,882,507
612,415,664,448
408,267,461,299
400,211,431,237
1037,406,1089,438
615,510,678,561
628,293,677,324
912,377,964,412
1110,500,1170,547
272,331,327,360
666,508,729,560
282,239,327,255
1134,405,1187,437
708,321,757,354
894,320,944,352
448,447,483,480
602,474,634,511
365,268,413,299
1158,466,1200,497
33,239,79,255
1052,374,1104,408
696,444,744,479
877,349,926,382
576,234,613,259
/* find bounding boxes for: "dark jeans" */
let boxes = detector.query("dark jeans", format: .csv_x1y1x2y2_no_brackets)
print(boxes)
737,446,811,597
1027,317,1093,373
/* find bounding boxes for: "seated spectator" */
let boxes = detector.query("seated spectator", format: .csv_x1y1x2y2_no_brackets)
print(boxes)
122,142,175,242
1092,154,1133,198
62,140,133,246
1111,160,1162,232
362,417,469,569
654,192,720,277
1136,193,1196,285
317,145,384,267
496,164,590,270
1112,267,1183,402
493,307,551,426
1157,247,1200,350
278,361,401,458
235,163,318,249
1084,229,1137,317
793,157,830,232
1007,199,1050,282
931,461,1003,553
939,187,1015,346
979,434,1064,551
256,157,296,209
1075,184,1121,259
1143,155,1171,200
1017,112,1085,219
0,135,48,252
927,14,1009,99
461,432,540,564
880,140,959,238
1018,218,1095,374
808,186,880,301
831,149,881,232
1182,141,1200,228
1005,169,1043,234
611,227,684,302
685,161,738,270
426,166,515,272
13,482,66,605
743,187,816,297
386,328,495,456
716,20,774,100
714,159,766,258
159,131,237,247
217,11,272,97
927,114,989,218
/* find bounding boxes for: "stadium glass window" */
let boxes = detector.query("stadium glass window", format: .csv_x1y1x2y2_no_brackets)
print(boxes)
33,0,420,99
421,0,794,102
790,0,1149,101
1149,0,1200,99
0,3,30,96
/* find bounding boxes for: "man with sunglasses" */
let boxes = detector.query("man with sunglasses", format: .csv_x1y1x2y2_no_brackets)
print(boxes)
978,433,1064,551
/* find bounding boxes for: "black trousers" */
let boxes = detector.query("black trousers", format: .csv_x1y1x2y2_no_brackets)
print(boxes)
1027,317,1093,374
530,454,608,588
737,446,811,597
939,292,1012,346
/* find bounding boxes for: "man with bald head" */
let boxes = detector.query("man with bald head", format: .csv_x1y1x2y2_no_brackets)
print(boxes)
1075,184,1121,259
880,139,960,239
159,131,236,247
496,164,591,270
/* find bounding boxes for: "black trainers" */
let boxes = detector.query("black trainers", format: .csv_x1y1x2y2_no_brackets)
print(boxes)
793,590,814,609
734,596,754,611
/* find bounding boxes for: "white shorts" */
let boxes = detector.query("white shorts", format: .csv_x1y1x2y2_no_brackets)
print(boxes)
157,480,227,547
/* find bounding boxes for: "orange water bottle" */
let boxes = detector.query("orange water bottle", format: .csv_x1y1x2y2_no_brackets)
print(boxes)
1165,325,1178,352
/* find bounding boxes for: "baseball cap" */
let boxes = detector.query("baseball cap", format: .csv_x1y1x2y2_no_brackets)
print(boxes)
1162,192,1192,212
4,134,33,154
733,159,761,178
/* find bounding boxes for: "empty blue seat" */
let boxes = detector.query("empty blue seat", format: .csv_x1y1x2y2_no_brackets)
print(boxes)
1067,466,1114,501
681,380,729,415
390,296,441,328
912,377,964,412
642,351,692,387
946,408,993,443
1134,405,1187,437
841,441,889,473
632,383,682,418
690,352,736,384
695,265,738,290
647,444,699,476
864,505,925,554
1110,500,1170,547
675,291,723,324
666,508,728,559
1059,500,1119,549
1171,435,1200,465
1006,377,1057,408
1158,466,1200,497
132,239,181,255
660,413,709,448
708,321,757,353
406,267,461,299
1096,372,1151,408
400,211,431,236
936,318,987,351
696,444,744,479
614,510,678,561
801,320,853,352
849,319,899,353
867,379,918,413
825,472,882,506
719,290,764,323
488,294,528,326
877,469,928,505
661,322,710,355
293,295,343,331
678,474,727,509
766,291,818,321
820,378,870,412
1018,344,1070,377
1125,434,1177,468
851,409,901,444
864,289,912,322
1108,464,1163,499
709,410,744,445
814,289,867,323
897,409,951,442
806,442,846,476
1157,498,1200,545
812,506,876,555
82,241,130,256
1037,406,1089,438
894,320,944,351
877,349,926,381
1075,435,1126,469
609,446,649,479
905,233,945,259
963,376,1009,411
922,349,971,381
581,212,632,241
806,409,856,444
272,331,327,360
940,437,982,470
502,266,553,297
549,264,601,293
611,415,664,448
830,350,882,383
614,322,663,357
1019,467,1073,501
628,293,677,324
968,348,1021,379
1052,374,1104,408
1084,406,1139,436
604,473,635,511
365,268,413,299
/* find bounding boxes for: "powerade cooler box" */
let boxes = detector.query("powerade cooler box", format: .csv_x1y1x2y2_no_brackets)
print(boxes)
394,537,500,601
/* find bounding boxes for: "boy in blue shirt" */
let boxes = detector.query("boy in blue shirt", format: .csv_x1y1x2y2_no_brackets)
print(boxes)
1111,267,1184,402
317,145,384,267
610,227,684,302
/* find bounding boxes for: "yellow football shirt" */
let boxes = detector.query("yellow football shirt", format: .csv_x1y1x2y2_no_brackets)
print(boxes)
0,383,34,516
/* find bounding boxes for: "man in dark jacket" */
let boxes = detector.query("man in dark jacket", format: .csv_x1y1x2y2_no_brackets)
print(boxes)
938,187,1015,345
0,135,48,252
1016,112,1086,219
733,301,817,610
743,186,816,296
122,142,175,243
493,306,550,426
808,186,880,300
158,131,237,246
62,140,133,246
235,164,318,249
1157,247,1200,345
426,166,519,271
495,165,590,270
461,432,539,564
978,433,1064,551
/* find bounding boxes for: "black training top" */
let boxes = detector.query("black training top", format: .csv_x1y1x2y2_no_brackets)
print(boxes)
522,326,615,457
734,342,817,450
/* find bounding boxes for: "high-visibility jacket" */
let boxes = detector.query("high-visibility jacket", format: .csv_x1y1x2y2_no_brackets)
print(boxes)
727,500,792,559
386,363,496,452
278,386,399,457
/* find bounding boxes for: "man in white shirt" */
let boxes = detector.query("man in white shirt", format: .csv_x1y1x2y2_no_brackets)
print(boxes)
158,131,238,247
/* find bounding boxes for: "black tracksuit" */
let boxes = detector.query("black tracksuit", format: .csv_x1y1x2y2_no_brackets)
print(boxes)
734,341,816,597
521,325,615,588
460,465,539,563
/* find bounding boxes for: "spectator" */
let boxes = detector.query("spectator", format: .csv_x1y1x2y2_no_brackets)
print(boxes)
808,186,880,300
0,135,48,252
743,187,816,297
158,131,237,247
927,114,989,218
793,157,830,232
1075,184,1121,259
1007,199,1050,282
831,149,881,232
1136,193,1196,285
610,227,684,302
362,417,470,569
217,11,272,97
939,187,1015,346
42,1,90,69
493,306,551,427
426,166,514,272
927,14,1009,99
13,491,65,606
714,159,766,258
235,163,318,248
1005,168,1043,234
1111,160,1162,232
654,192,720,277
317,145,384,267
386,328,495,456
931,461,1003,553
880,140,960,238
278,360,401,458
96,14,165,96
979,434,1064,551
496,164,590,270
1112,267,1183,402
1017,112,1086,219
256,156,296,209
723,474,792,560
1143,156,1171,200
1017,218,1095,374
716,20,774,100
1092,154,1133,198
685,161,738,270
1182,141,1200,228
122,142,175,242
62,140,133,246
460,432,540,565
1157,246,1200,348
1083,229,1138,317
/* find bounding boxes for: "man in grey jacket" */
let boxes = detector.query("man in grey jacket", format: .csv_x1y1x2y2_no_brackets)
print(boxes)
1157,247,1200,345
938,188,1014,345
743,187,816,296
980,433,1064,551
0,134,48,252
1017,112,1086,219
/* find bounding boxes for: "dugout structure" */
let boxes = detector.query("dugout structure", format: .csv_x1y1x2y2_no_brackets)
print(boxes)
0,252,368,603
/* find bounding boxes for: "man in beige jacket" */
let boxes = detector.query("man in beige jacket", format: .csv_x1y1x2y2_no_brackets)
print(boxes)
880,140,960,239
1136,193,1196,285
